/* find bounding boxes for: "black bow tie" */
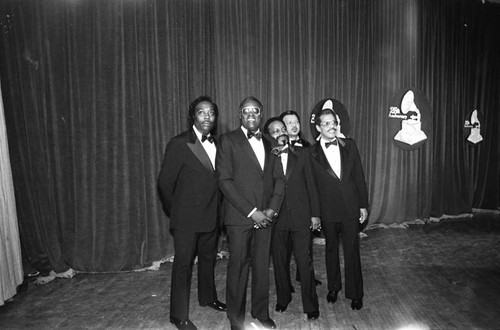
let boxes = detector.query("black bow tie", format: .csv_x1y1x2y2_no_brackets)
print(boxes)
247,131,262,140
291,139,302,146
325,139,338,148
201,134,215,143
271,146,289,157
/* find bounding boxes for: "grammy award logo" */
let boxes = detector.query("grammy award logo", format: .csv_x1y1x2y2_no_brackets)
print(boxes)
389,90,428,146
464,109,483,145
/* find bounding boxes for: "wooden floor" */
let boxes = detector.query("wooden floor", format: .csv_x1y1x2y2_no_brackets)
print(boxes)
1,213,500,330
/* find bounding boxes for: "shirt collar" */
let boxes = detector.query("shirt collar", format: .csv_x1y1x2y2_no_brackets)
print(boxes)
320,137,337,148
193,125,210,142
240,126,261,136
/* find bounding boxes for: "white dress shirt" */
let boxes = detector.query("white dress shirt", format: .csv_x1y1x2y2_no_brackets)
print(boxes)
280,146,289,175
193,125,216,169
240,126,266,218
240,126,265,170
321,137,341,178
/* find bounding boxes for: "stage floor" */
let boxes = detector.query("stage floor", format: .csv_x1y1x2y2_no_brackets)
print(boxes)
1,213,499,330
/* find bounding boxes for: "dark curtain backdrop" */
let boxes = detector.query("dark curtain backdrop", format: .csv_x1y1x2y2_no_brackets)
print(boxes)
0,0,498,273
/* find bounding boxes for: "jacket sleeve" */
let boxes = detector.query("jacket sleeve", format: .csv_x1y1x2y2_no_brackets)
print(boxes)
268,154,285,214
157,138,182,215
303,149,321,217
215,134,255,217
351,141,369,208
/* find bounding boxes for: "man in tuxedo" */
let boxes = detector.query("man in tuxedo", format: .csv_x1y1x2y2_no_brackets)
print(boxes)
280,110,311,148
264,117,320,320
158,96,226,330
310,106,369,311
278,110,323,291
216,96,285,330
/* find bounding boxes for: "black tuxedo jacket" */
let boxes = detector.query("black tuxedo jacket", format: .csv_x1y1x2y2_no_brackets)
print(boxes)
310,138,369,222
216,128,285,225
158,128,219,232
275,147,320,231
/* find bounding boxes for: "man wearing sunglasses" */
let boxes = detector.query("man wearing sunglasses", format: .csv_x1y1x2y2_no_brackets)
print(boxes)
310,103,369,311
216,96,285,330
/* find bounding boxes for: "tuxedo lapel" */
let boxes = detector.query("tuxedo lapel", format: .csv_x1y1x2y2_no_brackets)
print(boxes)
236,129,262,171
187,130,215,174
262,136,273,172
312,143,339,181
339,143,348,181
285,149,297,181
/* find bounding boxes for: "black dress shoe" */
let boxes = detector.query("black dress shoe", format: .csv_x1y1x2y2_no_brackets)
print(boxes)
169,317,197,330
315,279,322,286
252,316,277,329
326,290,339,304
199,300,227,311
230,324,244,330
275,303,288,312
306,310,320,320
351,298,363,310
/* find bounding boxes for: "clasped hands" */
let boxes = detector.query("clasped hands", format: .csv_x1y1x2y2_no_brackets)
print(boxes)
310,217,321,231
251,209,275,229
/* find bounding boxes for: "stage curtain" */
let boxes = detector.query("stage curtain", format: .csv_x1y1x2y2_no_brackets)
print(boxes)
0,81,24,305
0,0,216,272
0,0,498,273
419,0,500,216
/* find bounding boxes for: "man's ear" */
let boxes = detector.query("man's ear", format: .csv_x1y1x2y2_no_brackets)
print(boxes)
315,125,321,133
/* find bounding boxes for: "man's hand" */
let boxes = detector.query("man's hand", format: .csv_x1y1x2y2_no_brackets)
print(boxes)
359,208,368,223
251,210,272,229
310,217,321,231
263,209,276,219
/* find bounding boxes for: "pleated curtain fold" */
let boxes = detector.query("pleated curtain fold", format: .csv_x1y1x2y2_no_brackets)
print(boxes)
0,81,23,306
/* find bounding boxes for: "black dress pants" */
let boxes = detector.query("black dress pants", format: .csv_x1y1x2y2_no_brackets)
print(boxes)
322,220,363,299
170,229,218,320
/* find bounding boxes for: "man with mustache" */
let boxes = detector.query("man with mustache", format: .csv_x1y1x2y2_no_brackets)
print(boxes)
279,110,323,291
264,117,320,320
310,104,369,311
280,110,311,148
158,96,226,330
216,96,284,330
